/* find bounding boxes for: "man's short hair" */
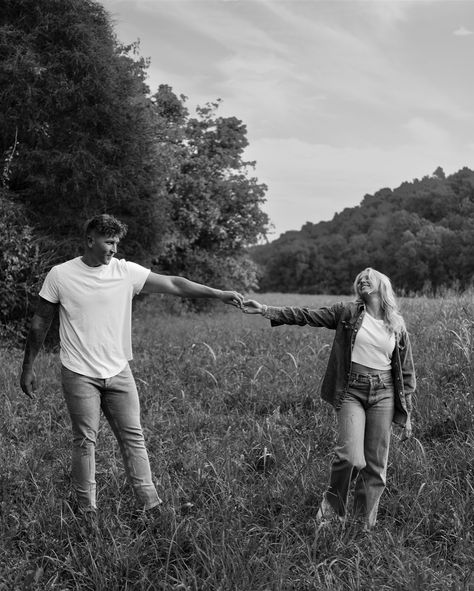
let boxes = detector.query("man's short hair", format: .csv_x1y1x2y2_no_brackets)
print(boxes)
83,214,128,239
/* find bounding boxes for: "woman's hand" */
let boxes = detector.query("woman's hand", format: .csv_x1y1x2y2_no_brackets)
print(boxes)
242,299,266,315
401,414,413,441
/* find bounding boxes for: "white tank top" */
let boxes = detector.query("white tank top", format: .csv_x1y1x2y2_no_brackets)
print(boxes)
352,312,395,370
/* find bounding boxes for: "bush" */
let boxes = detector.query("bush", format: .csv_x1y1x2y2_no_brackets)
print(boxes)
0,190,47,340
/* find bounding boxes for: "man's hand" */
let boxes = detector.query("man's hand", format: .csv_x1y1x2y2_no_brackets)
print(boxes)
19,299,56,400
219,290,244,308
20,367,37,399
242,299,265,314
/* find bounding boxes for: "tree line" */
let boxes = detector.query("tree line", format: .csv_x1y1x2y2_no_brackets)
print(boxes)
250,166,474,295
0,0,268,337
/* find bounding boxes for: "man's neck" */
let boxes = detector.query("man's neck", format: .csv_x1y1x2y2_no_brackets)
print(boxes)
81,255,102,268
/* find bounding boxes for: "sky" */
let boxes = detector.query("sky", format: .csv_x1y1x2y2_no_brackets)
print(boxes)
100,0,474,241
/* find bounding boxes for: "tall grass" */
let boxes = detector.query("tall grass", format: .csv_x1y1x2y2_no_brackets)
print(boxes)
1,293,473,590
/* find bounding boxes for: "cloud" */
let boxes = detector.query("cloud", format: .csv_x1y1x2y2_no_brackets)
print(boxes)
453,26,474,36
246,132,474,236
402,117,451,146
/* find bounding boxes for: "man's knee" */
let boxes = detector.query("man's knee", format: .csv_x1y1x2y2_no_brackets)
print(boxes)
335,448,366,472
72,431,97,448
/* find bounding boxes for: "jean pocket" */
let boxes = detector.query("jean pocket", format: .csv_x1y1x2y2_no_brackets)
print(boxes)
348,377,367,389
61,365,83,385
377,378,395,394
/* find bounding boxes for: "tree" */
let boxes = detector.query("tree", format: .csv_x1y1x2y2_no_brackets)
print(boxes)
0,0,166,262
433,166,446,180
153,89,268,290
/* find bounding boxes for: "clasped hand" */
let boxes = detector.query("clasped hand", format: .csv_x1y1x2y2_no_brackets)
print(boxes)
241,299,263,314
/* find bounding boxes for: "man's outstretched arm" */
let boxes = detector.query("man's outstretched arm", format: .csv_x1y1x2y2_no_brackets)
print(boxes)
142,272,243,307
20,297,58,398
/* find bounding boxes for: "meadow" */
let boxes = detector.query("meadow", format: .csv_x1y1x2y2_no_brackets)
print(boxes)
1,293,473,591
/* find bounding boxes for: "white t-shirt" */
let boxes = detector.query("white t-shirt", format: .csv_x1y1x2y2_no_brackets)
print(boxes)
352,312,395,371
39,257,150,378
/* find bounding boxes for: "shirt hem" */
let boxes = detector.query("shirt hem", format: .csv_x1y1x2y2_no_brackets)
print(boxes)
60,359,130,379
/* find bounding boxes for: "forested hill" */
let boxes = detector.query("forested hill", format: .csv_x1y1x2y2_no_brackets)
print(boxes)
249,166,474,295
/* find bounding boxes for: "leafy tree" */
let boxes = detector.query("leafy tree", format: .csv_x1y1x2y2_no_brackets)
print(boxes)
433,166,446,180
0,0,166,262
153,89,268,290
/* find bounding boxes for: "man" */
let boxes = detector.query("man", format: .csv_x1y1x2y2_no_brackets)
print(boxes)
20,214,243,519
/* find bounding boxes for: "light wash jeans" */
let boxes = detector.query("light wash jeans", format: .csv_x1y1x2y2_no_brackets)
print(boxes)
325,368,394,528
61,364,161,511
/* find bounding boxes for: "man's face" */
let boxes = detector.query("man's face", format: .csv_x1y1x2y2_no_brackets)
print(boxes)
87,233,120,266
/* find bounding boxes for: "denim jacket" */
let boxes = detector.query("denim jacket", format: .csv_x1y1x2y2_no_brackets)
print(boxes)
263,301,416,426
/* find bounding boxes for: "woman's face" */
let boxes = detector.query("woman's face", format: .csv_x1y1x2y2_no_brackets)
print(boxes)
356,271,378,298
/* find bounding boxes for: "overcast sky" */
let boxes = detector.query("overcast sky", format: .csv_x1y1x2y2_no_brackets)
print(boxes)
101,0,474,240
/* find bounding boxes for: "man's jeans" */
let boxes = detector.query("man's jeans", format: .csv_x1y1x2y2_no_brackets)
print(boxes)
61,364,161,511
325,369,394,528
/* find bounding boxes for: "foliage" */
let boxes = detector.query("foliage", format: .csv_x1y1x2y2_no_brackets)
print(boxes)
251,167,474,295
152,89,268,291
1,293,473,589
0,0,167,263
0,190,47,339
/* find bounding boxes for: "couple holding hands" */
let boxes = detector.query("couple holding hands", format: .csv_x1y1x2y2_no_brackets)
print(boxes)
20,214,415,531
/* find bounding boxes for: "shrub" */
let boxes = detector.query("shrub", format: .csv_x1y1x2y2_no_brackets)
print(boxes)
0,190,46,340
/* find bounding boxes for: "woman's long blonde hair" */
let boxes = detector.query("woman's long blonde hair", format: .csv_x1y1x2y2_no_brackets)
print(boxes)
353,268,406,336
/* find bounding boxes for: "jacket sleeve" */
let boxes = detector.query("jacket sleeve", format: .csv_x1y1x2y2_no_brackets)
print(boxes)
400,330,416,412
263,302,345,330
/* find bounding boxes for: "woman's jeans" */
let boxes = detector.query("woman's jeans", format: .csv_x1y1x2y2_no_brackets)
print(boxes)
325,369,394,528
61,364,161,511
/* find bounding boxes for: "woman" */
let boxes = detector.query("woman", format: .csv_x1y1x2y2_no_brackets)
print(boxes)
242,268,416,529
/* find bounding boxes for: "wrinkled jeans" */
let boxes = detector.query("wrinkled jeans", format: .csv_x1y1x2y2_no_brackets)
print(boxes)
325,369,394,528
61,364,161,511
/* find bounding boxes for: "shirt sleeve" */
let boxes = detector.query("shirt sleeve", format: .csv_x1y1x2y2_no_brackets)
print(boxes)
263,302,345,329
39,266,61,303
400,330,416,397
126,261,151,296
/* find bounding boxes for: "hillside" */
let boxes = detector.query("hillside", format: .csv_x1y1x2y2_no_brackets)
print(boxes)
250,166,474,294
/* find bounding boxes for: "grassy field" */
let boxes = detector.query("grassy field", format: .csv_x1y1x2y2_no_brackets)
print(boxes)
1,293,473,590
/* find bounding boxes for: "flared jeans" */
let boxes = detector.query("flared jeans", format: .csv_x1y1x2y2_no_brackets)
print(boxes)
325,369,394,528
61,364,161,511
